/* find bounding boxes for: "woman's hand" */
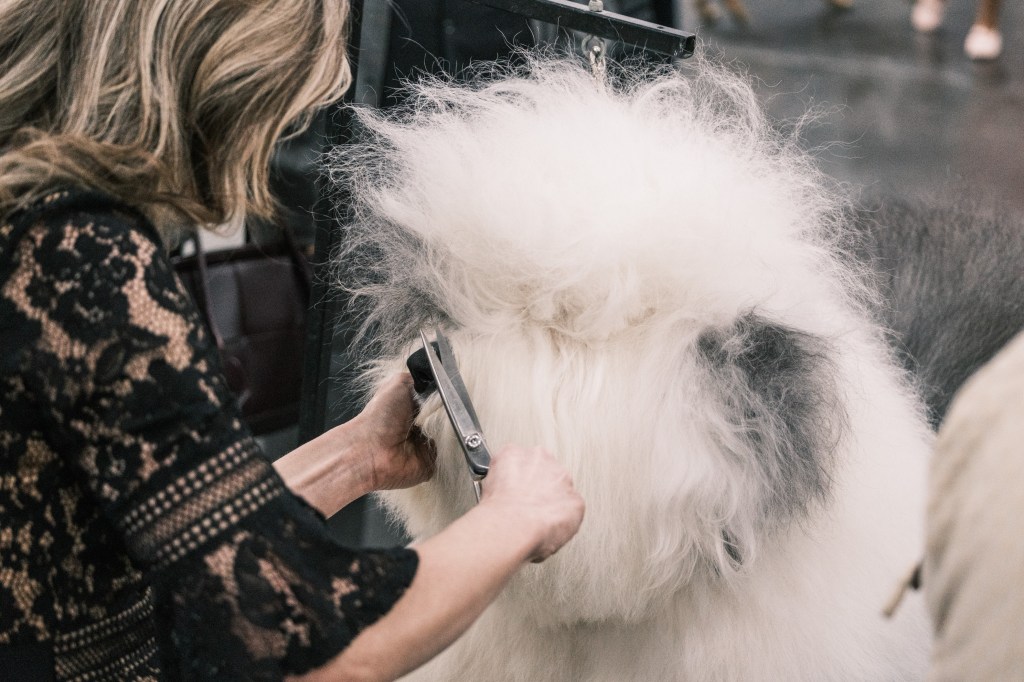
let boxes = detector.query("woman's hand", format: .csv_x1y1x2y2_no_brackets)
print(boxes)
349,373,436,492
480,444,585,562
274,373,434,518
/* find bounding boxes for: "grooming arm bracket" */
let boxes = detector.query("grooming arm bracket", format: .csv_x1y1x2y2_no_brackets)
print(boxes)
464,0,696,58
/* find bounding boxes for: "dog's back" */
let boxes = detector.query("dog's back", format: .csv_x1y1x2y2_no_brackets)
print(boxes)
852,196,1024,426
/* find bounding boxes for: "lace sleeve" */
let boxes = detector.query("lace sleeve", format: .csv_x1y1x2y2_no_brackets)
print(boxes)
7,193,417,680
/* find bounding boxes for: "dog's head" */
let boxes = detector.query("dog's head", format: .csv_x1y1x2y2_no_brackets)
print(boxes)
331,57,862,625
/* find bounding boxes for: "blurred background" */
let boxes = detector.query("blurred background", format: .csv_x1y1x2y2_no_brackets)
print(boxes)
688,0,1024,213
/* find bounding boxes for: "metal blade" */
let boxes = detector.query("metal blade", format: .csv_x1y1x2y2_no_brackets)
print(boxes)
420,331,491,479
435,327,482,427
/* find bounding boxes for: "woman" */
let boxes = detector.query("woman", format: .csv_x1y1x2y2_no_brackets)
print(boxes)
0,1,584,680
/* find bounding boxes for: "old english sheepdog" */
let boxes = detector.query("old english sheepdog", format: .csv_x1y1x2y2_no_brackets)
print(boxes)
329,57,933,681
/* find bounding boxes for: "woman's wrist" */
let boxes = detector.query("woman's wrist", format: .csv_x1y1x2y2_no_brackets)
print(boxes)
273,424,374,517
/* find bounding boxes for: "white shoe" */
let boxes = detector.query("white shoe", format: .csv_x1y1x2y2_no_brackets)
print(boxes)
911,0,945,33
697,1,722,23
964,24,1003,60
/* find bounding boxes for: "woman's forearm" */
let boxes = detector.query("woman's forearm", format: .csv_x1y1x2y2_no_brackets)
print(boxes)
295,501,540,682
273,425,371,517
273,373,435,518
285,443,583,681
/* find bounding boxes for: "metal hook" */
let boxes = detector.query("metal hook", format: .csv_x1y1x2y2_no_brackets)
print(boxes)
583,34,607,81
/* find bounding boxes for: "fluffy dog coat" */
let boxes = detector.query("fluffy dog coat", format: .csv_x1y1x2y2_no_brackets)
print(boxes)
330,58,932,681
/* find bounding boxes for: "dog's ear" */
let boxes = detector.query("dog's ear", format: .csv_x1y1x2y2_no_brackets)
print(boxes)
696,312,847,533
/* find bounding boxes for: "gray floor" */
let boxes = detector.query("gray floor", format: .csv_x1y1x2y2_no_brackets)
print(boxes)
680,0,1024,212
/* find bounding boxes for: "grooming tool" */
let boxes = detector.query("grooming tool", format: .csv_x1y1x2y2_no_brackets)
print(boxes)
417,328,491,502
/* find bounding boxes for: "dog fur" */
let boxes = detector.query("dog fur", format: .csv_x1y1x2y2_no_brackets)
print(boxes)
328,57,932,681
851,196,1024,427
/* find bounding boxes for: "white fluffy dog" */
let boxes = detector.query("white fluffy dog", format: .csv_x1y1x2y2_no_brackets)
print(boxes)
330,57,933,681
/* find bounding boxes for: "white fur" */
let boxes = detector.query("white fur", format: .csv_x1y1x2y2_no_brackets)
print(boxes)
330,56,932,681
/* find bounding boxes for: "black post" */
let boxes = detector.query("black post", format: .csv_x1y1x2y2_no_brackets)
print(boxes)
298,0,367,444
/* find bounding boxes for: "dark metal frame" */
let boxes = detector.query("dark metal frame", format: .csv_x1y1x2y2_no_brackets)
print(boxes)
468,0,695,58
298,0,366,442
299,0,696,443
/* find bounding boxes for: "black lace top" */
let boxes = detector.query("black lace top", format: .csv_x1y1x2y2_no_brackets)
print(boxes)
0,189,418,681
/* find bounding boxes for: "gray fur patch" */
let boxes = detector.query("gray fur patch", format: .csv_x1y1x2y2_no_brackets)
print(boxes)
697,312,847,527
334,218,449,361
852,194,1024,426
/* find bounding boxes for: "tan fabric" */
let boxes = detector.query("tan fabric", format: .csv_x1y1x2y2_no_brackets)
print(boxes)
926,329,1024,681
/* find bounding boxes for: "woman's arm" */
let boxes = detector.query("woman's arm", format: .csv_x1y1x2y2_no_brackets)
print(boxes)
298,501,536,682
274,374,435,517
272,420,371,517
11,206,425,679
293,444,585,682
277,377,584,681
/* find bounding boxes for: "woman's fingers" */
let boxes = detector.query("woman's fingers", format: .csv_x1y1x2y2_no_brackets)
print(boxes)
481,445,585,562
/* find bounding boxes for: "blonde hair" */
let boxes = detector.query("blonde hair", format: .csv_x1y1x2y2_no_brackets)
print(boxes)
0,0,351,229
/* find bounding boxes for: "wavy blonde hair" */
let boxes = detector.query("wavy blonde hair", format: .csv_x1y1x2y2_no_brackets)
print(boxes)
0,0,350,230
